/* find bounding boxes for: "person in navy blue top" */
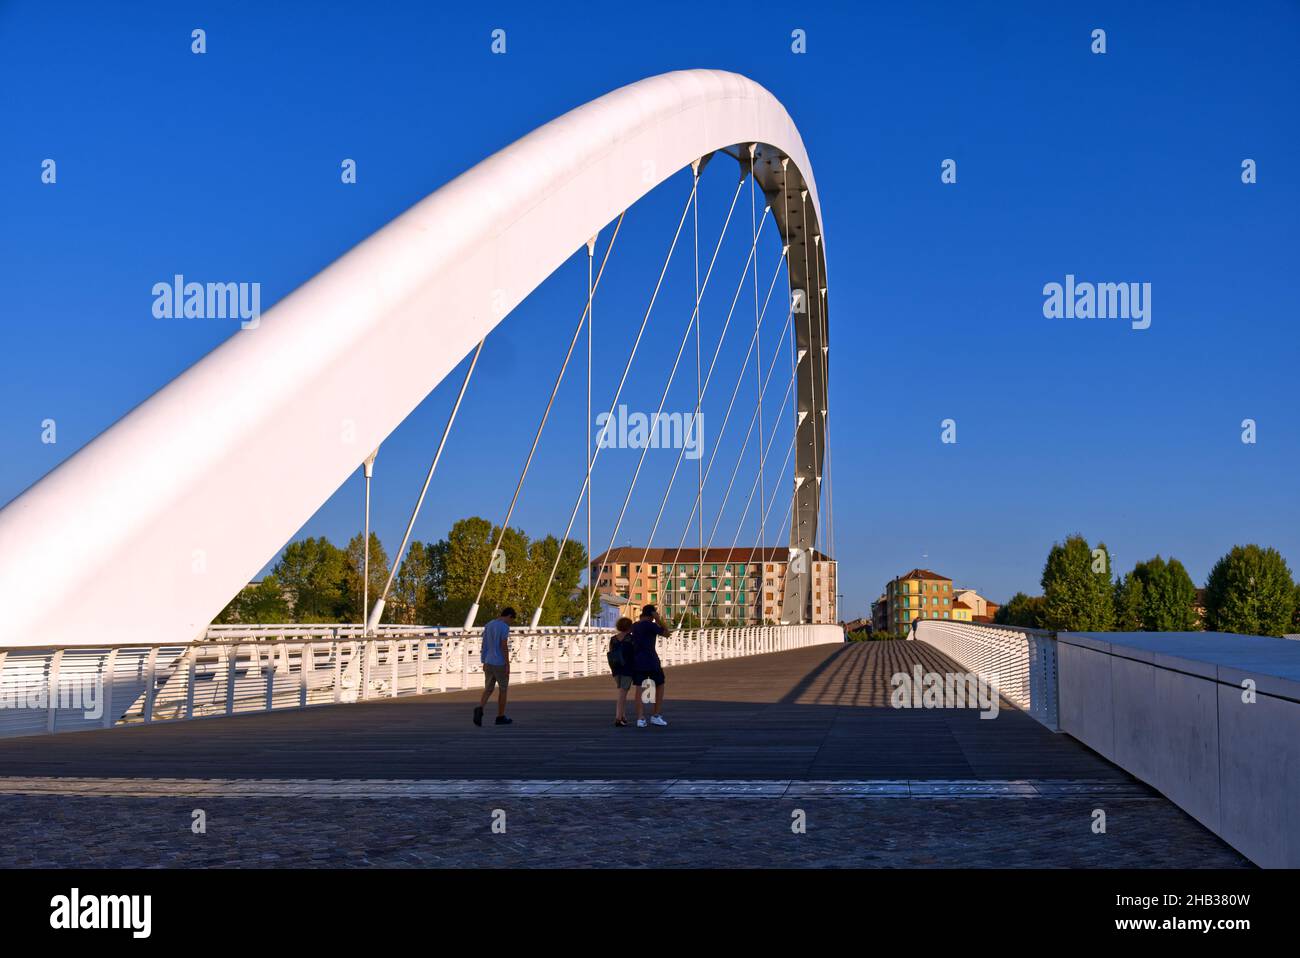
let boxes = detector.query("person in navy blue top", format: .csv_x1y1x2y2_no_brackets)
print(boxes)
629,604,670,727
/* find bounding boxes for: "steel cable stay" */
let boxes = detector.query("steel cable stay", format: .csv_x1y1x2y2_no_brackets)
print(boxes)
665,271,796,548
693,158,705,629
590,182,770,603
624,243,787,601
701,380,799,624
526,170,701,625
366,337,487,631
461,211,626,629
583,234,596,627
659,287,797,624
693,360,797,611
577,166,747,617
671,330,798,628
748,146,767,575
709,421,800,625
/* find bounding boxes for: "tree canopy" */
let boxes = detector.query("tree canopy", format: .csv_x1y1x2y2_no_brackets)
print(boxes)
1113,555,1199,632
994,592,1046,629
1204,544,1296,637
1040,534,1114,631
213,517,593,627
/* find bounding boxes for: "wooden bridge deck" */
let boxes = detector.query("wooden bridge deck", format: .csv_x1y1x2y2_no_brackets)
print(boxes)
0,642,1132,782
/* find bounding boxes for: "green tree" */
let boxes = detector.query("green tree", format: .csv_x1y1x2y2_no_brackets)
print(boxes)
523,534,591,625
1113,573,1144,631
343,531,390,623
995,592,1046,629
1203,545,1296,636
389,541,432,625
273,536,349,622
1125,555,1199,631
1041,534,1114,631
437,516,502,626
236,575,292,623
422,539,450,623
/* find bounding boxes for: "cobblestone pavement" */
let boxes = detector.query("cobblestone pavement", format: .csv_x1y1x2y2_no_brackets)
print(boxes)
0,793,1251,868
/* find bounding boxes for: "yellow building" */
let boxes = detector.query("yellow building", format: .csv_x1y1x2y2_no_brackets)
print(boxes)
884,568,956,633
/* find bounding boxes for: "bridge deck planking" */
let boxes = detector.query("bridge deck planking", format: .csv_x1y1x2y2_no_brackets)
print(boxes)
0,643,1134,783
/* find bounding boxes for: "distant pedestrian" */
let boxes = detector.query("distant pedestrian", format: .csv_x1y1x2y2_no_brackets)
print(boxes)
607,616,636,727
474,607,515,726
629,604,670,727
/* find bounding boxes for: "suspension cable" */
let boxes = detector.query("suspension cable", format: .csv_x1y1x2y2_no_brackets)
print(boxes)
627,239,785,603
662,284,795,625
749,145,766,579
368,338,485,630
529,171,700,626
583,234,595,627
590,170,751,606
694,159,704,630
672,309,798,627
462,213,625,628
698,350,797,588
705,399,798,623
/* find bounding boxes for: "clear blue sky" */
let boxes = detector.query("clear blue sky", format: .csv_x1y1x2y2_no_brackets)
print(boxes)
2,1,1297,620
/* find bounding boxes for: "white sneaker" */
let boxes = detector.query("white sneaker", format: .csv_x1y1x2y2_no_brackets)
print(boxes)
636,718,648,728
650,715,668,727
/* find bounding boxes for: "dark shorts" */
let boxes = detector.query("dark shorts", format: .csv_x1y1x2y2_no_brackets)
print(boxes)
632,667,665,687
613,672,634,690
483,663,510,692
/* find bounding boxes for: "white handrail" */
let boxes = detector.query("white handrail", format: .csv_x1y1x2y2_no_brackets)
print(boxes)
0,624,844,739
913,620,1059,730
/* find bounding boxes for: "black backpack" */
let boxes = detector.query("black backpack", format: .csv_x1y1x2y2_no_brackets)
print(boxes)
607,636,632,672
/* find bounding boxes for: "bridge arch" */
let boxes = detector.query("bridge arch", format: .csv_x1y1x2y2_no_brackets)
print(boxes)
0,69,830,647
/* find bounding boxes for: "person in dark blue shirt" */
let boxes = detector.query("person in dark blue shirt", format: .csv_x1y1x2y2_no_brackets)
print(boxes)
629,604,670,727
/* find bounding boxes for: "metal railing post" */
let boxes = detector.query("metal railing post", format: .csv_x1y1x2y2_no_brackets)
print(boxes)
332,634,342,704
263,644,275,712
143,647,159,723
101,648,118,729
226,644,237,716
300,642,311,708
46,649,64,733
186,647,198,719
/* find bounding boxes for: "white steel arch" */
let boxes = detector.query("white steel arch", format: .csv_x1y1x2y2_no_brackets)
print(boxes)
0,69,829,648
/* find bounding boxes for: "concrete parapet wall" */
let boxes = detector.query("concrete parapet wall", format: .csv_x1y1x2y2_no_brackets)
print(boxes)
1057,631,1300,868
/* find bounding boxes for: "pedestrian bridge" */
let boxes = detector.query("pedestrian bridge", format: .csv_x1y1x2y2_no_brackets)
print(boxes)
1,619,1296,869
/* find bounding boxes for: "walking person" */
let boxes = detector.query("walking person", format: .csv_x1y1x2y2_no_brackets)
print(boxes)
629,604,670,727
474,607,515,726
607,616,636,727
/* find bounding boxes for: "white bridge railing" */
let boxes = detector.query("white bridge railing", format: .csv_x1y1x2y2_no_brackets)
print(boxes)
0,624,843,739
913,620,1059,730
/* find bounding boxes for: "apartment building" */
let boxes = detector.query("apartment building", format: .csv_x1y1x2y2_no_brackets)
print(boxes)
590,547,837,625
953,588,999,623
884,568,957,632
